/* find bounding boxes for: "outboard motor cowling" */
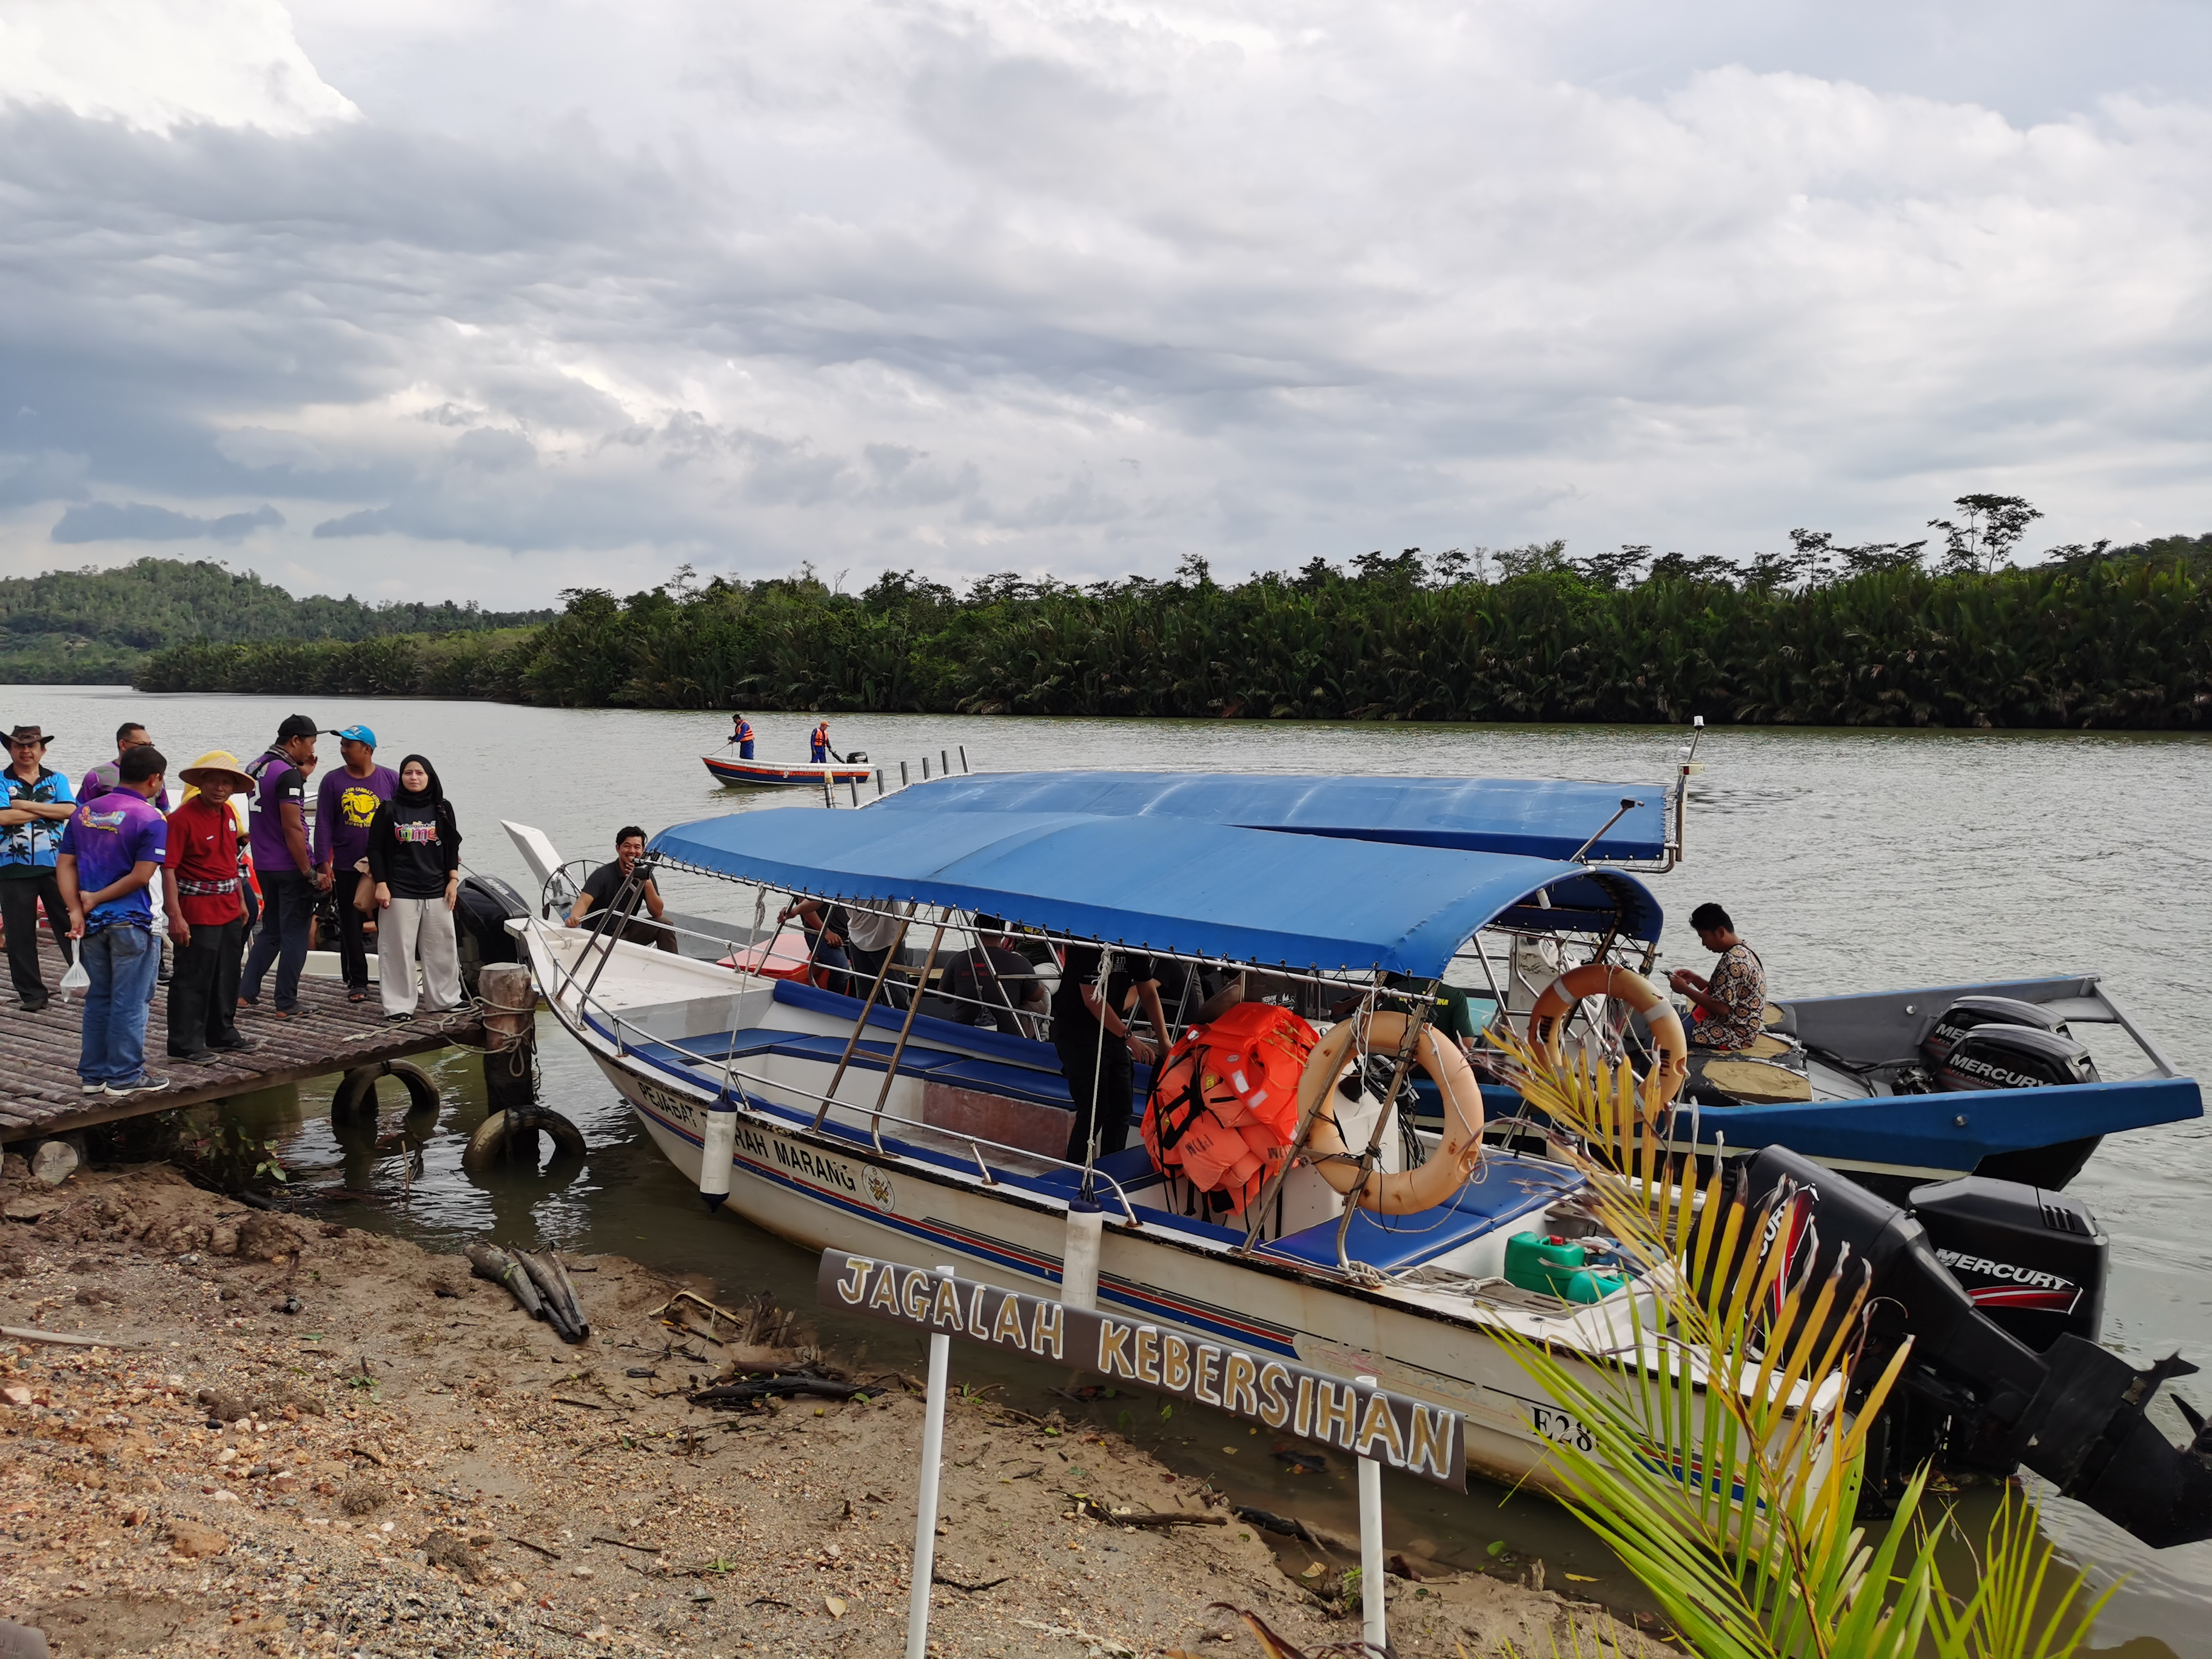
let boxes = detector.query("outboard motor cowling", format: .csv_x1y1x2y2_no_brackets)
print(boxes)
1920,994,2070,1068
1738,1146,2212,1550
1936,1024,2098,1093
1908,1177,2105,1352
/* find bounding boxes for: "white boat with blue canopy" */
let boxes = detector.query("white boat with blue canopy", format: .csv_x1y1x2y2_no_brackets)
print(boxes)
513,791,1768,1496
857,769,2200,1199
506,761,2207,1528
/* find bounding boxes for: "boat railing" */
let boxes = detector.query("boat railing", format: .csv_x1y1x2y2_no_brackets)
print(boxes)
540,940,1148,1229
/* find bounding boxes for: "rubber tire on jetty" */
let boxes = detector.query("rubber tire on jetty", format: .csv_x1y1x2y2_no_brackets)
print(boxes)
462,1107,587,1173
330,1059,441,1125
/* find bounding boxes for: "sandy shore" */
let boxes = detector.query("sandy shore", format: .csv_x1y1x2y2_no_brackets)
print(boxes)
0,1164,1666,1657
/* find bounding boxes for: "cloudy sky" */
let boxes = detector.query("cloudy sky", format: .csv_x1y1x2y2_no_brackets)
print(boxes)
2,0,2208,605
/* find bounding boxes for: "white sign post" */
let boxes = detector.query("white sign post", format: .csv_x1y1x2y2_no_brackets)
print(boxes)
822,1252,1470,1659
905,1263,956,1659
1356,1372,1385,1651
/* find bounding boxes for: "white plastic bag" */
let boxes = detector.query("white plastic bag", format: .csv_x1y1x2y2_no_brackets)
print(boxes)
58,954,90,1000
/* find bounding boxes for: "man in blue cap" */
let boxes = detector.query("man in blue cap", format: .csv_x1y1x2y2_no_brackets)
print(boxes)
313,724,397,1002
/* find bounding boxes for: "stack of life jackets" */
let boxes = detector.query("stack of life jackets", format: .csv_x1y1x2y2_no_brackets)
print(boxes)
1141,1002,1316,1215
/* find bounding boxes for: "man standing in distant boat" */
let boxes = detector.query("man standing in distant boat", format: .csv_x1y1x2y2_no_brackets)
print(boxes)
566,826,677,953
810,721,831,764
1669,902,1768,1051
730,714,756,760
313,725,398,1003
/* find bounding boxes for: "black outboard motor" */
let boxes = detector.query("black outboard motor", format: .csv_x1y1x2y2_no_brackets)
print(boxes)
453,873,528,990
1920,994,2071,1068
1740,1146,2212,1549
1936,1025,2099,1093
1908,1177,2105,1353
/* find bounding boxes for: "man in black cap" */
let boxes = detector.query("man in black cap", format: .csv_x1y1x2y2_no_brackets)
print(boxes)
239,714,326,1015
1,725,76,1010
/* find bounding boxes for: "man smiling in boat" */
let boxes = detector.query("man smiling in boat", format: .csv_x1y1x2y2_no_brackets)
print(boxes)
567,826,677,953
1669,902,1768,1051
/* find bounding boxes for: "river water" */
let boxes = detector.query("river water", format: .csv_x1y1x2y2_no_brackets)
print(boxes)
15,685,2211,1649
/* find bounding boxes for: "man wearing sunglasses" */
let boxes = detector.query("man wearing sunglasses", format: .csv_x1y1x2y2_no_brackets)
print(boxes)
1,725,76,1011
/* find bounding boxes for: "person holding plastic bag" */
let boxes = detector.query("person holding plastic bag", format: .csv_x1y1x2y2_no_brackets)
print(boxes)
364,754,462,1023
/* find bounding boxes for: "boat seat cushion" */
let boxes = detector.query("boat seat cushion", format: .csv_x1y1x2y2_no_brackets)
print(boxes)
1259,1158,1583,1272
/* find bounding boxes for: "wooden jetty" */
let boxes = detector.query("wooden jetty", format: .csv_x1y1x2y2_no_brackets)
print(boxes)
1,937,484,1145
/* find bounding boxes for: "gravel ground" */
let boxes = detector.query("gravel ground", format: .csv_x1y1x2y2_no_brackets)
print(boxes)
0,1163,1667,1657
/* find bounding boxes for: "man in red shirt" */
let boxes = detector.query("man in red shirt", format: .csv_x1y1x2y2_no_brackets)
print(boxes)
163,752,260,1062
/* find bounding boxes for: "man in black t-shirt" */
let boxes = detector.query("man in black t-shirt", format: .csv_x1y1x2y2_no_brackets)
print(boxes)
565,826,677,953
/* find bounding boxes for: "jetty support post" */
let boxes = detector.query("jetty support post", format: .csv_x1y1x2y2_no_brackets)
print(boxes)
957,744,969,774
905,1263,956,1659
479,961,538,1133
1356,1372,1385,1651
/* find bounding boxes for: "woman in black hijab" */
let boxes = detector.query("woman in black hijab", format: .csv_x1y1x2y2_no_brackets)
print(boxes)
365,754,463,1021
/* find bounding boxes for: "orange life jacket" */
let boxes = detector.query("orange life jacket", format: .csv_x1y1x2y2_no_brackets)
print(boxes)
1141,1001,1316,1215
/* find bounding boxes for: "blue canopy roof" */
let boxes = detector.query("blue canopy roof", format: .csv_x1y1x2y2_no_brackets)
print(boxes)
649,807,1663,978
870,771,1669,862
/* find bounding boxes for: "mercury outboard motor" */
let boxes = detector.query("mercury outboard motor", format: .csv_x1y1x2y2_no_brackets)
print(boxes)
1936,1025,2099,1093
1740,1146,2212,1549
1920,994,2070,1067
1908,1177,2105,1353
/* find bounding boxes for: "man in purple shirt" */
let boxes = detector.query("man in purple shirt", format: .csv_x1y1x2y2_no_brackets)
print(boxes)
240,714,326,1015
312,723,397,1000
57,744,170,1094
76,720,152,803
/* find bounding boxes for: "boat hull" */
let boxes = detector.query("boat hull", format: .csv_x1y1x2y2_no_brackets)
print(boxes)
703,754,873,788
596,1047,1639,1495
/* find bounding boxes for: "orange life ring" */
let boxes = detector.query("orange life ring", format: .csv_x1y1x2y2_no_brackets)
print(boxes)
1296,1011,1485,1215
1526,964,1688,1104
1142,1002,1315,1215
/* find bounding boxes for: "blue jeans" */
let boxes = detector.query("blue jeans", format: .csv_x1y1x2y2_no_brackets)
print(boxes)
79,923,159,1084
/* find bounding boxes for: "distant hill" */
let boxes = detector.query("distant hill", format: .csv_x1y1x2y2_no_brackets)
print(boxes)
0,557,556,684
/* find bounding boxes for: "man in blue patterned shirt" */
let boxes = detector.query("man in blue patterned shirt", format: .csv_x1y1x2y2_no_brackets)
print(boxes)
1,724,76,1012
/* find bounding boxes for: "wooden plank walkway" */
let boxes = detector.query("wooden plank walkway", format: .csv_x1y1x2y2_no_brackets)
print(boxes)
1,936,484,1144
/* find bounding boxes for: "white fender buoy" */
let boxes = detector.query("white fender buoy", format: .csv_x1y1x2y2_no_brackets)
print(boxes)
699,1104,739,1212
1061,1200,1103,1311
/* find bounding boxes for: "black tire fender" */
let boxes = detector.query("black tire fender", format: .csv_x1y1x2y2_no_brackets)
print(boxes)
461,1107,587,1172
331,1059,441,1124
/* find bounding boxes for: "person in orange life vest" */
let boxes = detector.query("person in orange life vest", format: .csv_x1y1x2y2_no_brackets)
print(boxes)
729,714,756,760
162,752,261,1062
809,722,831,764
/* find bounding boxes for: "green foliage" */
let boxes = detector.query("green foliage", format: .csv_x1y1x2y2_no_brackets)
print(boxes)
130,536,2212,729
0,555,554,683
1492,1034,2109,1659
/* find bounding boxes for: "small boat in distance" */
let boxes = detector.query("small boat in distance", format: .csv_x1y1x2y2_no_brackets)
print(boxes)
703,753,873,788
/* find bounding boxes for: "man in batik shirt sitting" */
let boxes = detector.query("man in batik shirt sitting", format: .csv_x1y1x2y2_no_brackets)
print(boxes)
1668,902,1768,1051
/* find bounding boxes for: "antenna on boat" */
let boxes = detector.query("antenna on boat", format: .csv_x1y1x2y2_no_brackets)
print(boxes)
1569,798,1643,865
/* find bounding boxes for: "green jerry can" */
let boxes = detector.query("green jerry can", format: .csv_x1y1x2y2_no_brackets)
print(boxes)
1504,1232,1626,1304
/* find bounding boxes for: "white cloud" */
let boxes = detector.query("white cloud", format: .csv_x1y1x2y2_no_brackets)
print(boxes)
0,0,2207,605
0,0,357,135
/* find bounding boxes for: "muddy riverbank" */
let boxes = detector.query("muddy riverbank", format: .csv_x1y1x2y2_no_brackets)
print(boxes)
0,1164,1665,1658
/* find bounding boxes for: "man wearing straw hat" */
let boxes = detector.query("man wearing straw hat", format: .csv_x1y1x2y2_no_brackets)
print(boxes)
163,752,261,1062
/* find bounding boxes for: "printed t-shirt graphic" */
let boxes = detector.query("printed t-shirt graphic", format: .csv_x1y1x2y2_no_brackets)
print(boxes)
59,793,167,930
313,765,397,871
